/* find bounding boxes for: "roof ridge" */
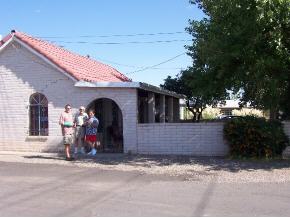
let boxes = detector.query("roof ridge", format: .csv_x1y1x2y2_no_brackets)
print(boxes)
16,31,119,69
8,30,131,82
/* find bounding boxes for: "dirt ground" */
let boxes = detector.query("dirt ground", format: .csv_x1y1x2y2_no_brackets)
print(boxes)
1,151,290,183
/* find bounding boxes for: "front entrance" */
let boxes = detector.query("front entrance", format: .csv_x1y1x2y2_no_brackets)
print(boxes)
87,98,123,153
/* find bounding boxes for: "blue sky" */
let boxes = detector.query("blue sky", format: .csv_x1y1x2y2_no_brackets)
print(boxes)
0,0,204,86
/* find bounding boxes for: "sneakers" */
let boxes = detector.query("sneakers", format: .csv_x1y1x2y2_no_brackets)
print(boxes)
74,147,86,155
88,148,97,156
91,148,97,156
80,147,86,155
65,157,75,161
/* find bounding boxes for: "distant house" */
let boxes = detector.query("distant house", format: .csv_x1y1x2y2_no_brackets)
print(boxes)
0,30,182,153
217,100,242,116
216,100,266,118
179,99,266,120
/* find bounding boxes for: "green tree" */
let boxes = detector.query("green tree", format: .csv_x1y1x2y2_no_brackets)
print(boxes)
161,69,225,121
185,0,290,119
161,73,203,121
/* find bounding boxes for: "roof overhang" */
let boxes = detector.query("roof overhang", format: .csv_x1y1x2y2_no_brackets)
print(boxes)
75,80,185,98
0,34,13,53
0,34,78,82
139,82,185,98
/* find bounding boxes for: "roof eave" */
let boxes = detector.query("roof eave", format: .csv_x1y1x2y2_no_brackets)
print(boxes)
139,82,185,98
75,80,140,88
0,34,13,54
75,80,184,98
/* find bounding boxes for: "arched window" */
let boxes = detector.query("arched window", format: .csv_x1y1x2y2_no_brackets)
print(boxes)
29,93,48,136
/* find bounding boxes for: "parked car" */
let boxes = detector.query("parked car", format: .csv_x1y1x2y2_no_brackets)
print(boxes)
217,115,242,120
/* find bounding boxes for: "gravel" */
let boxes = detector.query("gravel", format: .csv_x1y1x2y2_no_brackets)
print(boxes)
1,151,290,183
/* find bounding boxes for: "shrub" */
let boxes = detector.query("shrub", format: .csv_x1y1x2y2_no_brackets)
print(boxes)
202,107,221,120
232,108,264,118
224,116,289,158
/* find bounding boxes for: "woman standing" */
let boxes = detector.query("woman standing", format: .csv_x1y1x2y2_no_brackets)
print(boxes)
85,110,99,155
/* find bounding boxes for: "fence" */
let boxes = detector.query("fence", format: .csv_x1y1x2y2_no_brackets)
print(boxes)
137,121,290,156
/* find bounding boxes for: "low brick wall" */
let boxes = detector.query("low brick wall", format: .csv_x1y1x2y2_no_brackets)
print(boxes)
137,122,228,156
137,121,290,156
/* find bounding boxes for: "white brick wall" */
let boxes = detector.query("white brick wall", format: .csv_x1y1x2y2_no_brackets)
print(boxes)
0,41,138,153
137,122,228,156
137,121,290,156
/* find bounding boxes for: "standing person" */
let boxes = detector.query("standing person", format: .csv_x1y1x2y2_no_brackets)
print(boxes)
85,109,99,156
59,104,75,161
74,106,88,155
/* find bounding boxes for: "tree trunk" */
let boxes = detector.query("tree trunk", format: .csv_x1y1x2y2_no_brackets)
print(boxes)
269,107,278,120
192,112,197,122
197,108,203,121
186,100,198,122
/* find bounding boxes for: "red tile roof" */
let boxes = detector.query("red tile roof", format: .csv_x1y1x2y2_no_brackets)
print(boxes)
0,31,131,82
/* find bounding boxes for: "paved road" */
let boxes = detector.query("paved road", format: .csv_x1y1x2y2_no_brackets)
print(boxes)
0,161,290,216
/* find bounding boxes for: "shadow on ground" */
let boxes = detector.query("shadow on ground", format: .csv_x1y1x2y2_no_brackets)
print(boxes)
24,155,64,161
23,153,290,173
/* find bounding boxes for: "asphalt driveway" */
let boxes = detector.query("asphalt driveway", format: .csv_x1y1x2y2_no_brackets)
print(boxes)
0,152,290,216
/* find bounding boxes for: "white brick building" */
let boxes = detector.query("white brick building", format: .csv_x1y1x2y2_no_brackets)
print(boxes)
4,30,289,157
0,30,182,154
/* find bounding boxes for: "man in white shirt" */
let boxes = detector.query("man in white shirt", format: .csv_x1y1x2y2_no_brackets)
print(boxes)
74,106,88,154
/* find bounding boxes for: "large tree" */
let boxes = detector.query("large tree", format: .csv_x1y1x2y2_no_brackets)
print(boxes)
161,69,225,121
183,0,290,119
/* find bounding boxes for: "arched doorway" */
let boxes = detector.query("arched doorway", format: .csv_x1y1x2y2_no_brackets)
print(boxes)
86,98,123,153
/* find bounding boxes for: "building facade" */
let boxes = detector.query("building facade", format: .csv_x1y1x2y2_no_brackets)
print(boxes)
0,30,181,153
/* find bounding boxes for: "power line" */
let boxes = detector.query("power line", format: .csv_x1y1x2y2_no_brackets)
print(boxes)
94,56,184,70
126,52,186,75
50,39,191,45
38,31,186,39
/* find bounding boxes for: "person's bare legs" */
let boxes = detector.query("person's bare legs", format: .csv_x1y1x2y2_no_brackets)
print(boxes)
86,141,93,152
75,135,83,154
92,142,97,155
74,138,79,154
87,141,97,155
65,144,71,158
80,137,86,153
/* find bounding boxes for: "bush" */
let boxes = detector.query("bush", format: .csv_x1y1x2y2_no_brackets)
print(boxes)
202,107,221,120
232,108,264,118
224,116,289,158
